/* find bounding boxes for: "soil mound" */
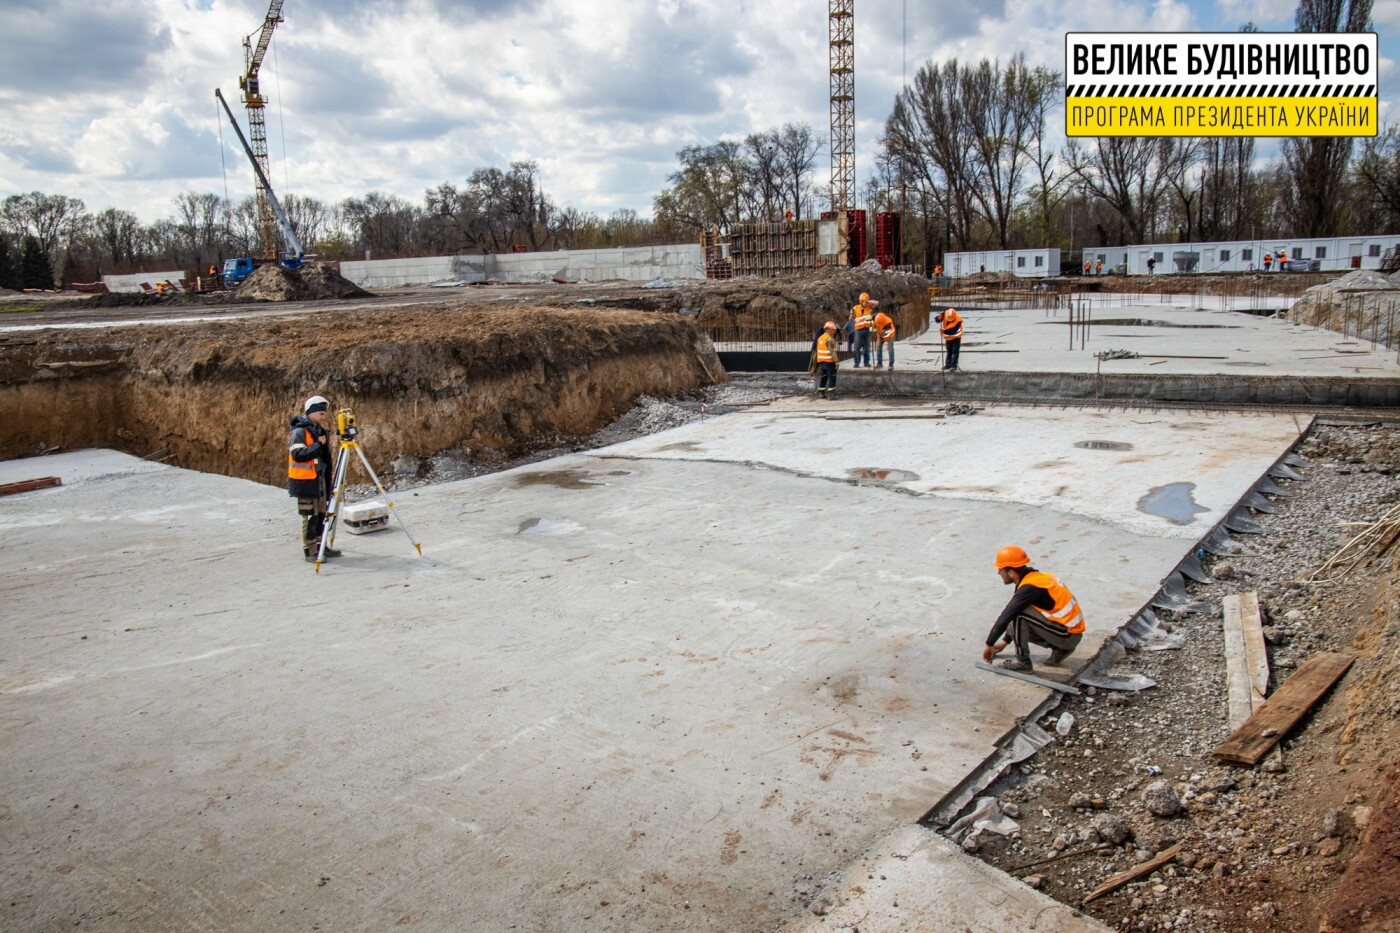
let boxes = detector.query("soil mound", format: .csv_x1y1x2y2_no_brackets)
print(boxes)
236,262,371,301
1289,268,1400,334
79,291,179,308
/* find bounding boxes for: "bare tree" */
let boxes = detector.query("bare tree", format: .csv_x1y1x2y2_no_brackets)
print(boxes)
1280,0,1373,236
1066,137,1169,243
776,123,823,220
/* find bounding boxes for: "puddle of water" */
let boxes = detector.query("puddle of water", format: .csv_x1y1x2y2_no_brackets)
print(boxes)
1075,440,1134,451
848,467,921,483
513,469,602,490
1138,482,1208,525
517,517,584,536
1045,318,1238,329
656,441,703,452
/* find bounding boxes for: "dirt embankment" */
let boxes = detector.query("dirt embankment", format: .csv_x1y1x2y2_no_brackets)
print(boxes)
0,306,723,487
577,269,934,341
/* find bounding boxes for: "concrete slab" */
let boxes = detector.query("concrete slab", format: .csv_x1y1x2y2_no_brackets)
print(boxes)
785,826,1109,932
887,303,1400,378
0,403,1302,930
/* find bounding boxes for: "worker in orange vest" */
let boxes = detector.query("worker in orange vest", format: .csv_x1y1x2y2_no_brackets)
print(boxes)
1263,252,1273,272
873,307,896,369
288,394,341,562
849,292,878,368
982,546,1085,673
1278,248,1289,271
813,321,840,397
934,264,943,277
1095,259,1103,275
1083,260,1091,275
935,306,963,370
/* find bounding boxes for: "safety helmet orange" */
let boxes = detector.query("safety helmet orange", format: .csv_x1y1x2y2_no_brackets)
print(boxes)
824,320,837,331
995,545,1030,569
859,292,870,302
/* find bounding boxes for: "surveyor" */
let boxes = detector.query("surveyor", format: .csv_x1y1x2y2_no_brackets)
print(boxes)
935,306,963,370
849,292,877,367
873,307,896,369
288,395,341,562
814,321,840,397
981,546,1085,673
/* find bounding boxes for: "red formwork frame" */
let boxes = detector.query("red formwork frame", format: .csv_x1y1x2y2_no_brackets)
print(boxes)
873,212,901,268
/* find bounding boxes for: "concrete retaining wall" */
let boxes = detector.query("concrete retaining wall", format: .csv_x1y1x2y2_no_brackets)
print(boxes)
102,271,187,294
335,245,705,288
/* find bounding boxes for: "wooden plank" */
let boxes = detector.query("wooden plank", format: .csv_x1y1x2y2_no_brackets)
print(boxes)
1212,652,1355,766
1082,844,1182,905
1221,592,1270,730
975,661,1080,695
0,476,62,496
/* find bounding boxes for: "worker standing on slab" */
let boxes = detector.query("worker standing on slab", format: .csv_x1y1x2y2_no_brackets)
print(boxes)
981,546,1085,673
288,395,341,563
814,321,840,398
935,307,963,370
873,307,896,369
850,292,877,368
1263,252,1273,272
1095,259,1104,275
1279,248,1289,272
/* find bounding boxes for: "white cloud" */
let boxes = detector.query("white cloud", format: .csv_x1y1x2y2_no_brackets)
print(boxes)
1,0,1395,224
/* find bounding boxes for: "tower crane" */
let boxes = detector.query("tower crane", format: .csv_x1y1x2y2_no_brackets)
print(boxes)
240,0,285,261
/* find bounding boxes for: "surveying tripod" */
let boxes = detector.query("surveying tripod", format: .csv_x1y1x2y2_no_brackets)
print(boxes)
315,408,422,573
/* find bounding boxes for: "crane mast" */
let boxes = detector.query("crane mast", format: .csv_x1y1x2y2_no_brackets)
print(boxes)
240,1,286,261
828,0,855,214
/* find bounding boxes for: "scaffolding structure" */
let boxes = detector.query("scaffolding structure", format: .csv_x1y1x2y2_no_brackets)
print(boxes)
828,0,855,214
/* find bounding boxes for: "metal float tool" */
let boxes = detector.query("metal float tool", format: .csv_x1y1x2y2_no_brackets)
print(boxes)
316,409,423,573
975,661,1080,695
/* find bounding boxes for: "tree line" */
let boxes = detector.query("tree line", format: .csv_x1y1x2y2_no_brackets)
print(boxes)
0,161,692,288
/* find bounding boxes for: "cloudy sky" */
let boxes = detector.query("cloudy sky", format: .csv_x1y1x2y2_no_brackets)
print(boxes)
1,0,1395,225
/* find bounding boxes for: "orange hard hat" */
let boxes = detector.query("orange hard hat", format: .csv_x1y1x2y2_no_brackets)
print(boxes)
995,545,1031,569
824,320,837,331
859,292,870,302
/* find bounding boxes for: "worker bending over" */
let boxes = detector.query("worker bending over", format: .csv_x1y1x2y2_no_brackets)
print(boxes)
935,307,963,370
981,546,1085,673
873,307,896,369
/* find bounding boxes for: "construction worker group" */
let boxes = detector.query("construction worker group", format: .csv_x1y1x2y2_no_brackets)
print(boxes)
812,291,968,396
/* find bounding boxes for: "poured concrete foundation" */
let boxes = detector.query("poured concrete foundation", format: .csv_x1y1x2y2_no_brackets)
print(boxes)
1,401,1302,931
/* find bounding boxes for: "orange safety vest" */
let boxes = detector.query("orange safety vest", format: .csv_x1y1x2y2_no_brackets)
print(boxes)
873,311,895,340
1264,253,1272,263
934,265,943,276
815,332,837,363
940,309,963,341
852,303,873,329
1279,251,1288,262
1083,261,1091,272
288,425,321,481
1019,571,1085,634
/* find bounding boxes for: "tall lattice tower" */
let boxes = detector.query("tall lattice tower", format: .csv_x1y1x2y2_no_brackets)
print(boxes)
828,0,855,213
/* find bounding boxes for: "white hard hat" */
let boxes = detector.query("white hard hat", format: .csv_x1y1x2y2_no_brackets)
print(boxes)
303,394,329,413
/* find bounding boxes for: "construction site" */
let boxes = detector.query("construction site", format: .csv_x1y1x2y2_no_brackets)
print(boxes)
3,3,1400,933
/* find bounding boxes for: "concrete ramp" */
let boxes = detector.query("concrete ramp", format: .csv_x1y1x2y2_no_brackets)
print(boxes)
0,403,1301,930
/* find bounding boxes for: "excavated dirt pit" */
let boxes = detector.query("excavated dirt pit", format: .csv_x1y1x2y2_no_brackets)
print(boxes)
0,305,724,487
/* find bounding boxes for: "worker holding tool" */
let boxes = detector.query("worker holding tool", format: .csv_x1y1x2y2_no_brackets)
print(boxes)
873,306,896,369
288,394,341,563
935,306,963,370
849,292,877,367
814,320,840,397
981,546,1085,673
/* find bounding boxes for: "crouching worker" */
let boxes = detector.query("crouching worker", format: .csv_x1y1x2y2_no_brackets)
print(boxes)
981,545,1084,672
289,394,341,563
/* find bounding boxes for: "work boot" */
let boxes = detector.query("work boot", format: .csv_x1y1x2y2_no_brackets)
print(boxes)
1000,656,1034,673
1047,648,1073,666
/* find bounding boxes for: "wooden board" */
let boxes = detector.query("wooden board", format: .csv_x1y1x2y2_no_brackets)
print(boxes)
0,476,61,496
1212,652,1355,766
975,661,1080,695
1082,843,1182,905
1221,592,1269,729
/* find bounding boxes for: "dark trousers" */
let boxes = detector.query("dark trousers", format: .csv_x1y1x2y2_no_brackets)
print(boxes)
853,329,871,366
817,362,837,390
1008,611,1082,659
944,338,961,369
299,496,328,551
